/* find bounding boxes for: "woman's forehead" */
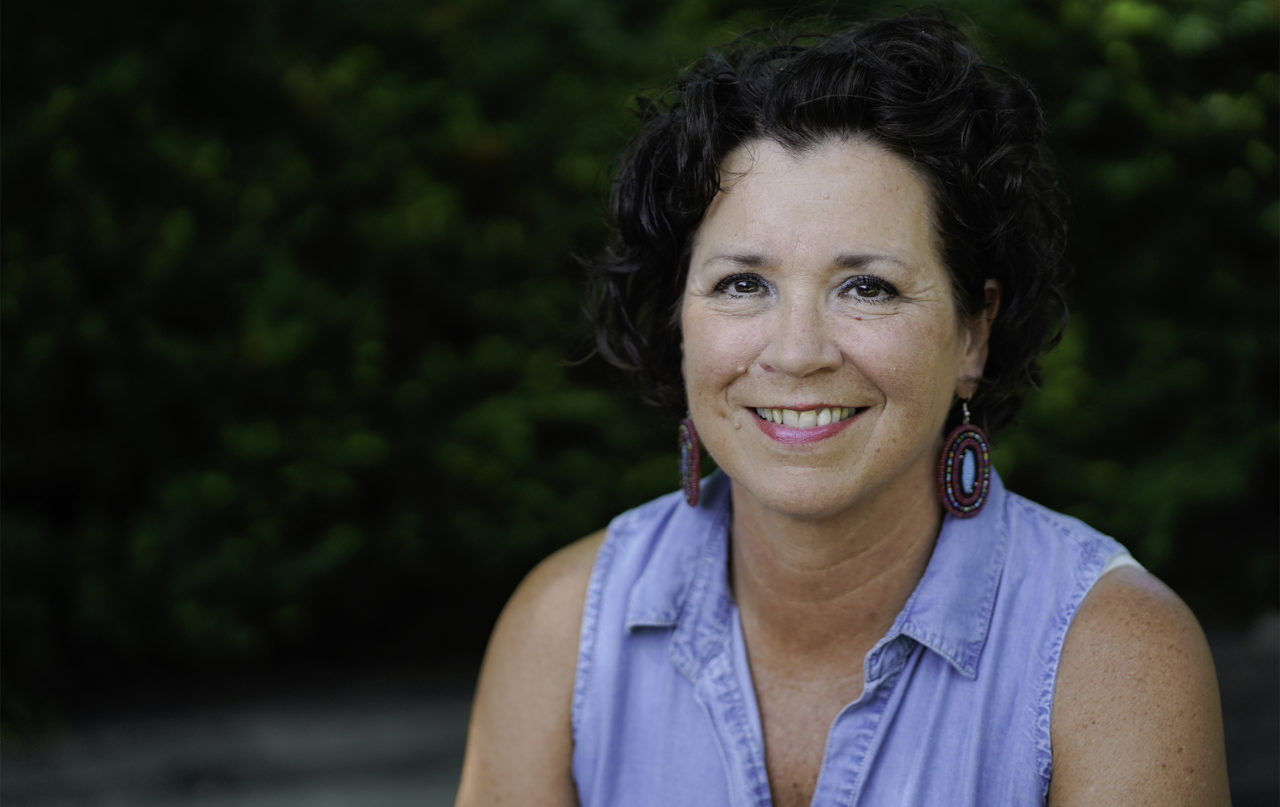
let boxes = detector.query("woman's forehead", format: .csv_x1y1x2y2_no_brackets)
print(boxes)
694,137,939,262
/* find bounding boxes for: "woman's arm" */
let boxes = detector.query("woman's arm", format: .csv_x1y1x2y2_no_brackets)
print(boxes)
454,530,606,807
1048,565,1230,806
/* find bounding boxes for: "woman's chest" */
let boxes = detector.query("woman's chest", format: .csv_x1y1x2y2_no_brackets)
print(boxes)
575,638,1049,807
752,670,866,807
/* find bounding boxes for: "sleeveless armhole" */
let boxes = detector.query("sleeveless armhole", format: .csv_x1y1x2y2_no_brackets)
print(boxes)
1035,533,1139,797
571,522,621,754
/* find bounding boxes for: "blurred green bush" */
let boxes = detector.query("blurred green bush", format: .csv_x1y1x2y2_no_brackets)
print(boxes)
3,0,1275,731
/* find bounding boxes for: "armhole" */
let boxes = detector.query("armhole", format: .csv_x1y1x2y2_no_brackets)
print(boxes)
570,523,620,749
1037,545,1142,796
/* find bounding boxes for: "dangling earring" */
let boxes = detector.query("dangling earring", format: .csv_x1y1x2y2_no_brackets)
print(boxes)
937,400,991,518
678,417,701,507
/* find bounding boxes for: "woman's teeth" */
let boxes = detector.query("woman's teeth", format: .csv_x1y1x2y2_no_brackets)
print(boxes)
754,407,855,428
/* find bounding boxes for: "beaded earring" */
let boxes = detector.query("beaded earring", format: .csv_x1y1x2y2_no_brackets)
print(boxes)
678,417,701,507
937,400,991,518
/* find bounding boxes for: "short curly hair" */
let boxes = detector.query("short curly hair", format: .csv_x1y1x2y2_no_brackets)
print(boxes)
586,11,1070,435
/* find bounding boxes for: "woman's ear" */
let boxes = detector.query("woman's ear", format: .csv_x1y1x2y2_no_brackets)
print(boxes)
957,279,1001,399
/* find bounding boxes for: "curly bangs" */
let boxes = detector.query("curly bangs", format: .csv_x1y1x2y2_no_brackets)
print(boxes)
585,11,1071,435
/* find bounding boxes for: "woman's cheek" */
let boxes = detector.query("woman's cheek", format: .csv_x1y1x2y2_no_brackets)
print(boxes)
685,320,758,381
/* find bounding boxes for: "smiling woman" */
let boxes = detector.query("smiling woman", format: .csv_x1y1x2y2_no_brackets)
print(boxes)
455,11,1229,807
681,137,989,524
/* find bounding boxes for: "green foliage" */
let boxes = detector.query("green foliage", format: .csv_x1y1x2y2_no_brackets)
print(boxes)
967,0,1278,610
3,0,1275,730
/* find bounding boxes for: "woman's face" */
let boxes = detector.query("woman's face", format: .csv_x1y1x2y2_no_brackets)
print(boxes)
680,137,993,522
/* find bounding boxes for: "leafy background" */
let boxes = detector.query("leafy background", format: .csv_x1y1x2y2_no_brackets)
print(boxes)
4,0,1276,732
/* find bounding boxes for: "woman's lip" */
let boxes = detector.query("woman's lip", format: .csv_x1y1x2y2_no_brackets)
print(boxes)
750,408,864,445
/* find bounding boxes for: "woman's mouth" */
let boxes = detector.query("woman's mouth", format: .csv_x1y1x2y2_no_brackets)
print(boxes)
750,405,867,445
753,406,861,428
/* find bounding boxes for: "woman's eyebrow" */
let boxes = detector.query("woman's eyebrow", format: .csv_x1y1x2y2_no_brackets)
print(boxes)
701,252,768,268
833,252,905,270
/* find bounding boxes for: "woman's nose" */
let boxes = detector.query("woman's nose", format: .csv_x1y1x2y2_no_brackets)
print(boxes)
757,301,842,377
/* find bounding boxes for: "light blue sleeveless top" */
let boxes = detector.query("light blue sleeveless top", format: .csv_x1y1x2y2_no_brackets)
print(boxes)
571,470,1131,806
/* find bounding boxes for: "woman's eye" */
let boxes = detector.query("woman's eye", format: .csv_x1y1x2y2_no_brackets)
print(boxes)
841,276,898,303
713,273,767,297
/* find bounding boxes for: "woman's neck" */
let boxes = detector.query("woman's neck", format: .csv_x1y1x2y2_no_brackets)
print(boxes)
728,469,943,671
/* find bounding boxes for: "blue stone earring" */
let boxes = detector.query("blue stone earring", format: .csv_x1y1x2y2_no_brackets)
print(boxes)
938,400,991,518
678,417,701,507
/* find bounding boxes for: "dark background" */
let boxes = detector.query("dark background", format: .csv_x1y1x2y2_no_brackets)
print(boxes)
3,0,1276,748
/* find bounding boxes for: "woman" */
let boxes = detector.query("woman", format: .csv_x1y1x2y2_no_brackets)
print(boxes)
456,13,1229,806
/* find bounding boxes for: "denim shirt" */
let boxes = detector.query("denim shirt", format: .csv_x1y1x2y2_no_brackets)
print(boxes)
571,470,1130,806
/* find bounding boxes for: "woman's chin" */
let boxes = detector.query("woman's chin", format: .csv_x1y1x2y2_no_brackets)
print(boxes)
726,473,878,524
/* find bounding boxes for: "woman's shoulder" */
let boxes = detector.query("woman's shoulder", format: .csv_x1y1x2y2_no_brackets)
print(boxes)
454,529,606,807
512,529,609,622
971,483,1228,802
478,528,608,693
1047,564,1230,805
468,528,607,728
496,478,712,649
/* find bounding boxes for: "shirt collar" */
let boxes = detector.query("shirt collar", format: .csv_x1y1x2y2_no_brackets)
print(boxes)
623,469,1009,680
877,469,1009,679
624,470,733,632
